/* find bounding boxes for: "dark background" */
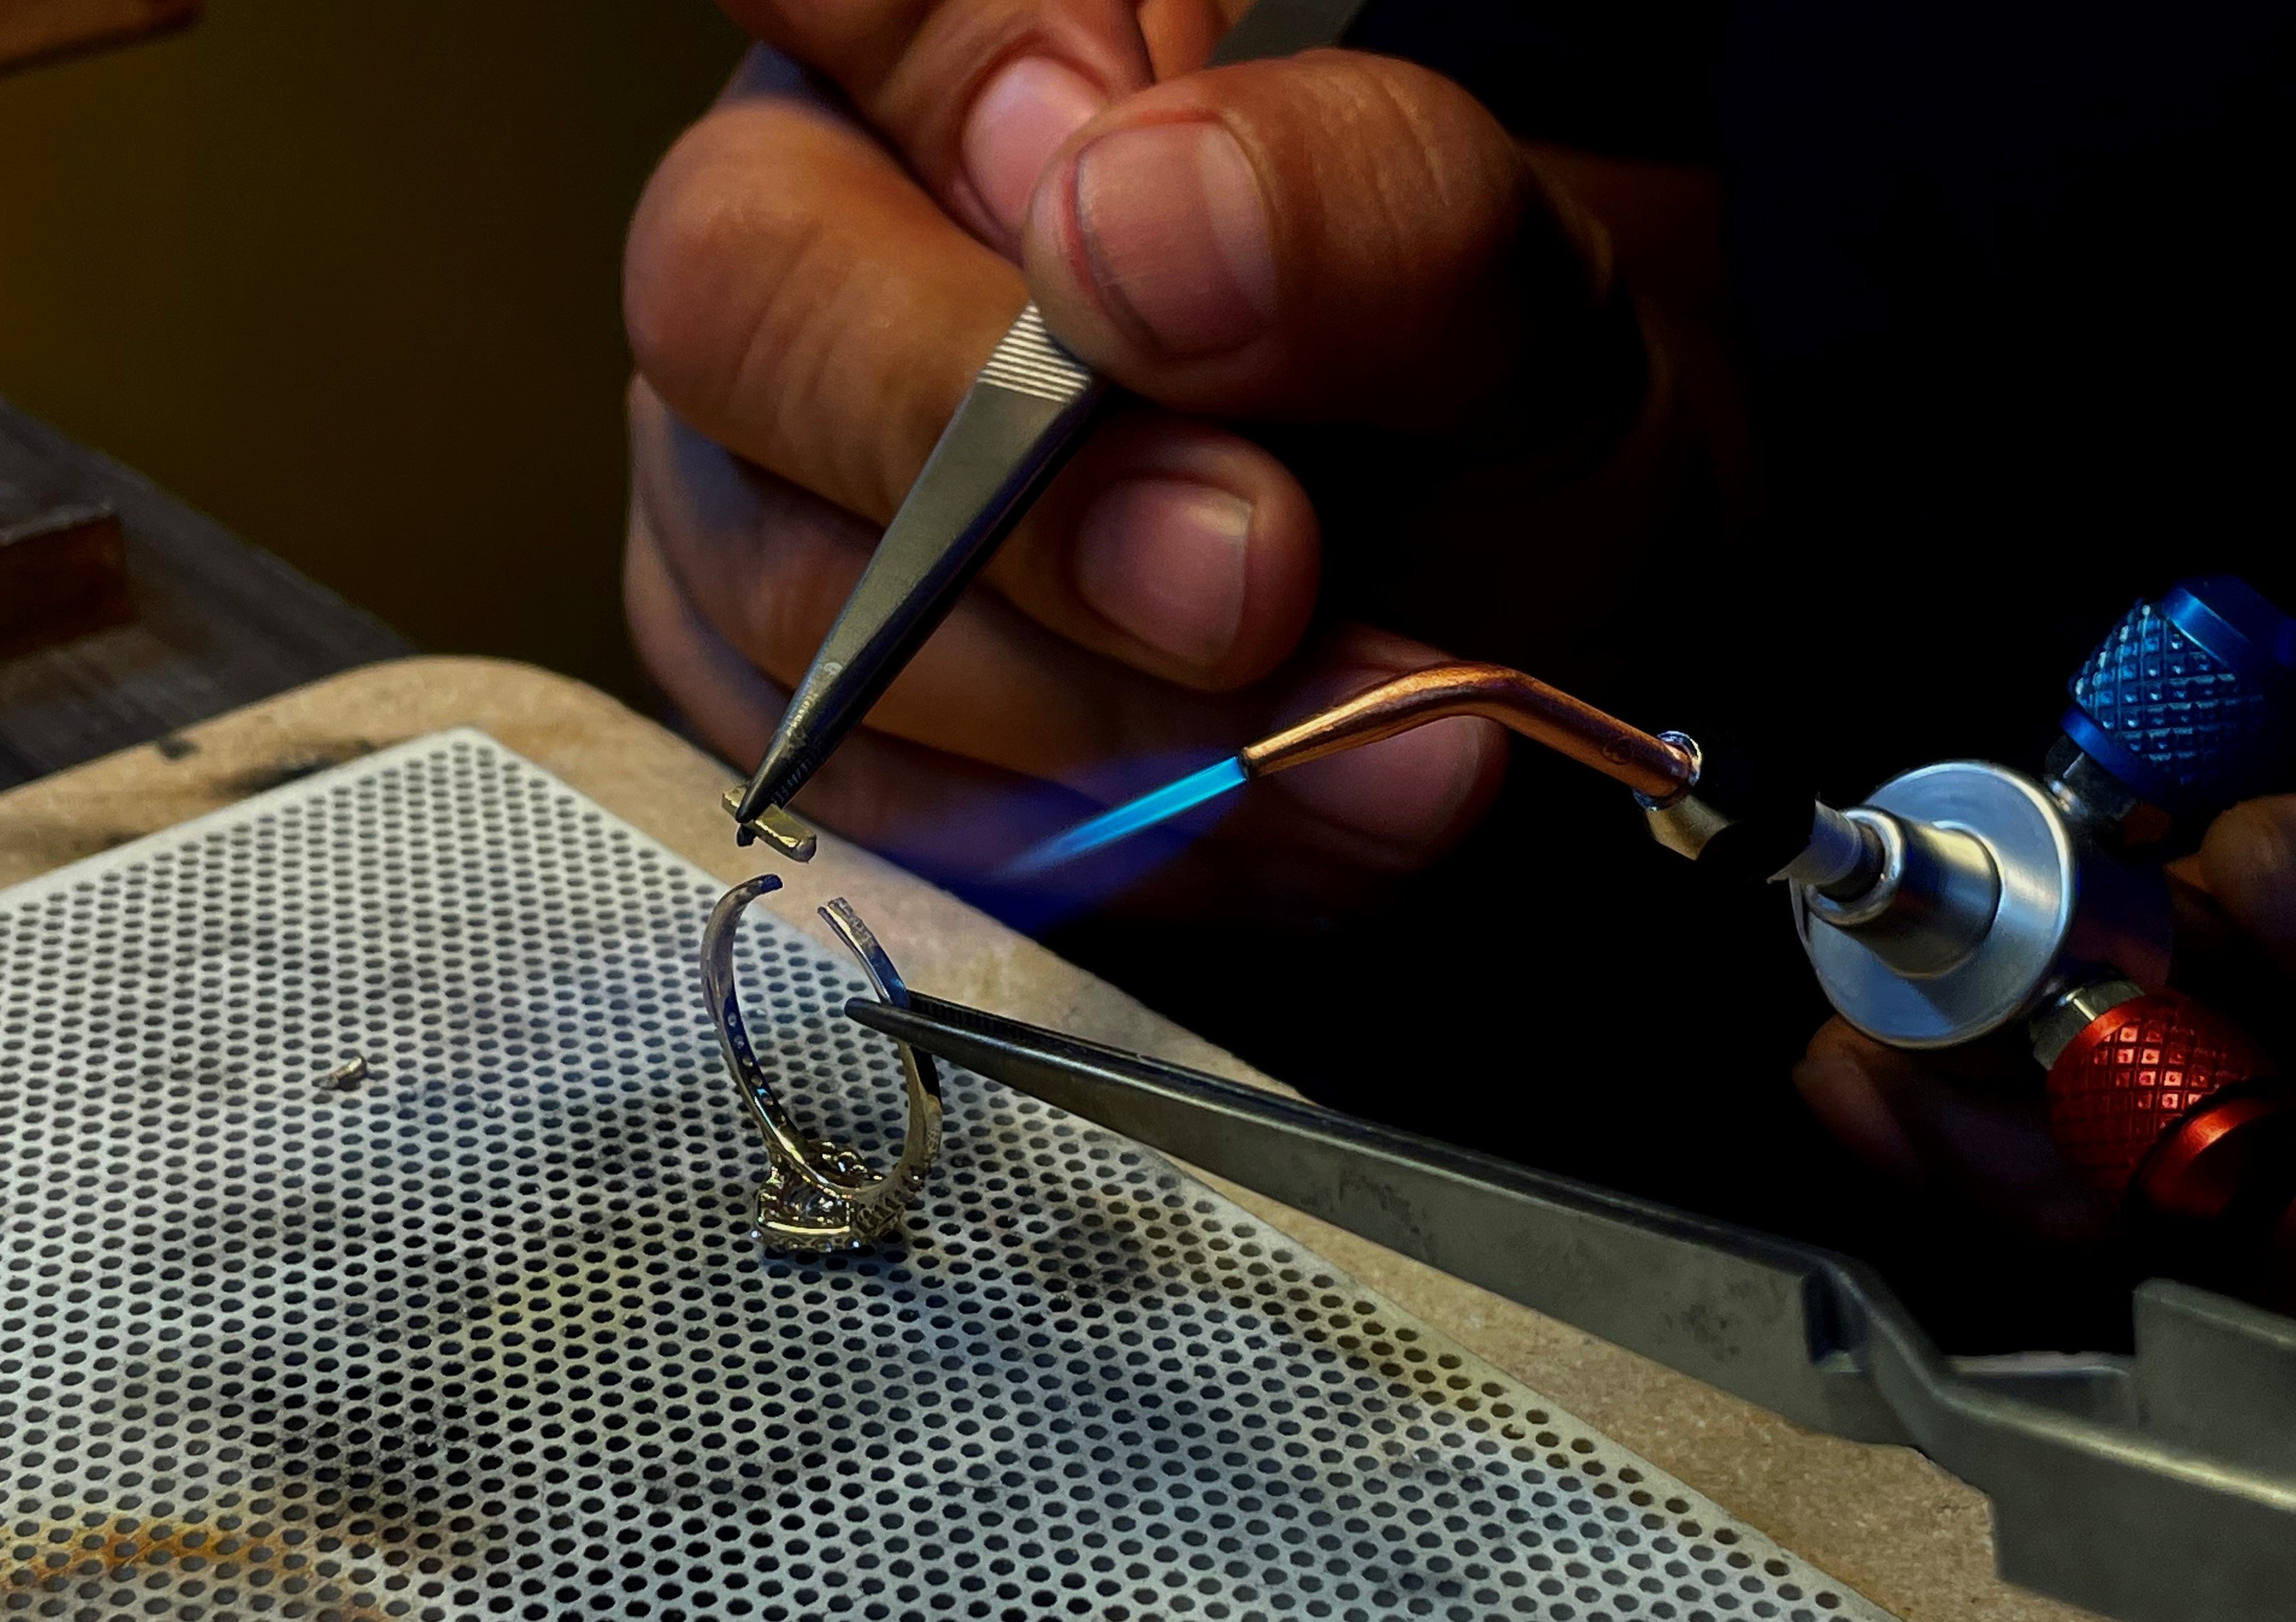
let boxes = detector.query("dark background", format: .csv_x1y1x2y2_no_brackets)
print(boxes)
0,0,741,703
1051,0,2296,1353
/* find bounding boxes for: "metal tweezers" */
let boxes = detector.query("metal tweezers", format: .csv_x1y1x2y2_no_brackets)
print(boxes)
846,992,2296,1622
728,0,1379,831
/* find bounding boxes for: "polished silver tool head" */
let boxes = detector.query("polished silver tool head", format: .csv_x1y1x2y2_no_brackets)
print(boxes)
1792,761,2173,1048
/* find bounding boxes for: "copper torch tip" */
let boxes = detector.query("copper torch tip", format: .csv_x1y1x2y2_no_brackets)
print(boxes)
1236,662,1698,804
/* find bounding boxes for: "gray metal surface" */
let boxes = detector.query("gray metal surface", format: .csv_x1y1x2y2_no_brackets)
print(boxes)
2132,1282,2296,1479
0,730,1891,1621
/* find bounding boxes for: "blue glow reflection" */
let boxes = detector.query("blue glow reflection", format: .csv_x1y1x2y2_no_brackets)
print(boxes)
999,755,1248,880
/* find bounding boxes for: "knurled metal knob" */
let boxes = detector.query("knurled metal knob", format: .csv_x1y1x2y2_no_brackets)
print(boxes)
2062,575,2296,815
2044,988,2285,1212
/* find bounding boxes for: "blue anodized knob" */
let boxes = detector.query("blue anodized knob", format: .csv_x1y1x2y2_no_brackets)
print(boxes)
2062,576,2296,815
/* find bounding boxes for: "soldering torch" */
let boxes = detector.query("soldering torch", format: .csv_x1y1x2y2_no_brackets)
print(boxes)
695,0,2293,1255
833,583,2296,1622
1017,574,2296,1250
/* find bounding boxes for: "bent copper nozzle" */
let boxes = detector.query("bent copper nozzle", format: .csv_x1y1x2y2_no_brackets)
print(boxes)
1239,662,1699,805
999,661,1703,881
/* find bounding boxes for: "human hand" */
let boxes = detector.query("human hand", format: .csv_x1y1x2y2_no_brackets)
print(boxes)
624,3,1723,918
1795,795,2296,1249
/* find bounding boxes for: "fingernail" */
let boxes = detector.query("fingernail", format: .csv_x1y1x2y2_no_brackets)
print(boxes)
963,57,1106,238
1074,478,1252,666
1071,119,1277,355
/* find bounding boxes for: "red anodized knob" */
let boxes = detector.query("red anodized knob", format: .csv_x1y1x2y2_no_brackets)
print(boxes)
2044,989,2284,1212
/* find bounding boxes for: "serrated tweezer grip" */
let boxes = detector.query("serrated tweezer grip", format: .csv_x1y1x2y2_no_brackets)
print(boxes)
731,303,1105,821
977,304,1096,400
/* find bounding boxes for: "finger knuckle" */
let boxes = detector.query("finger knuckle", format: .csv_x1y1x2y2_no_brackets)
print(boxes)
625,107,891,475
624,116,767,405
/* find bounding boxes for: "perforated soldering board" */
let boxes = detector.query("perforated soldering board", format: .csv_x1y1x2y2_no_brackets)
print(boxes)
0,731,1893,1622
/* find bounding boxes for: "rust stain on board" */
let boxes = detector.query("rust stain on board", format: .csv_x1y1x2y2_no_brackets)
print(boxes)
1,1519,395,1621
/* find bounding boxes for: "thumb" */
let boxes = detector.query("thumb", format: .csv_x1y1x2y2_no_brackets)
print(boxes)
1019,49,1634,436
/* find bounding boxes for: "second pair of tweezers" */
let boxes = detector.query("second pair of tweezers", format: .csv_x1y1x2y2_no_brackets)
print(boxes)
845,990,2296,1622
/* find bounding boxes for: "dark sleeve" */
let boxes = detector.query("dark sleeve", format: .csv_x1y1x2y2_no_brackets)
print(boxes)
1716,0,2296,783
1346,0,1730,160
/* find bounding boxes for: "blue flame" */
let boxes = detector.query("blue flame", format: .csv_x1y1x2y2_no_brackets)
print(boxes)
1000,755,1248,880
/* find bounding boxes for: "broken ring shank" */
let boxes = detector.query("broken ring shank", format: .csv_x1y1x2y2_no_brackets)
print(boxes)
699,875,943,1249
